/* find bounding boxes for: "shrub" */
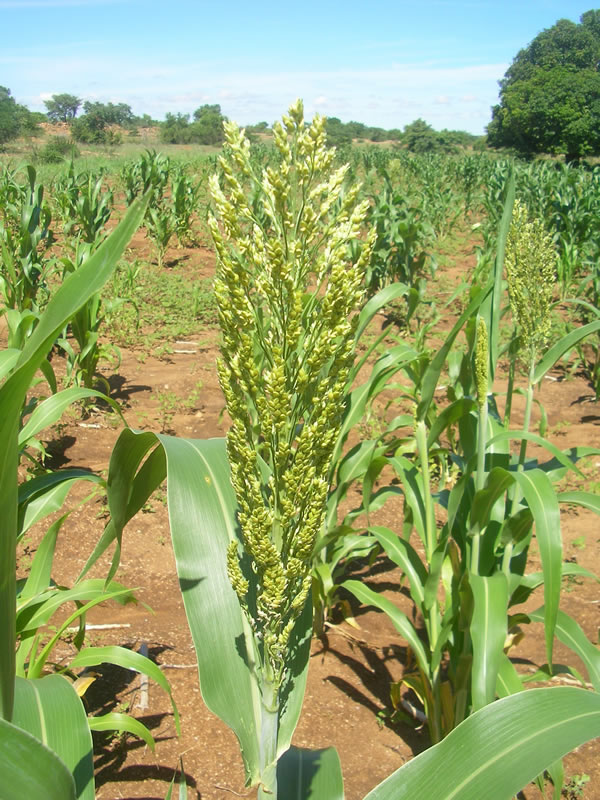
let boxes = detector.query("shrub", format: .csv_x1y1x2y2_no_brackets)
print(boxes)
37,136,79,164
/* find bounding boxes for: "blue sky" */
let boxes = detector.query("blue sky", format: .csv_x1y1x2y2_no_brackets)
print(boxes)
0,0,592,134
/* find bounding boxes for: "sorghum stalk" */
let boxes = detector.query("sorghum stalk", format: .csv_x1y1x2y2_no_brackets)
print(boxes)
414,420,442,742
503,201,556,570
472,316,489,575
210,100,374,795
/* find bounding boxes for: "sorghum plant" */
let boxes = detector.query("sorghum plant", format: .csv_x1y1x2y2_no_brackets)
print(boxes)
210,98,374,791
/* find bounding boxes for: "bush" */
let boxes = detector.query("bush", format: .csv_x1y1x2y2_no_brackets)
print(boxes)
37,135,79,163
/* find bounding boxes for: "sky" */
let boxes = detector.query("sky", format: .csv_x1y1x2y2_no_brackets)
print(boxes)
0,0,593,135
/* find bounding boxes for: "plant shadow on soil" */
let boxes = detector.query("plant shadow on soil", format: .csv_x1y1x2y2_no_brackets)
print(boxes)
86,645,201,799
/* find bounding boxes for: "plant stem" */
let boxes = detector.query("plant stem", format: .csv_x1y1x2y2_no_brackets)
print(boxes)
415,421,435,563
517,359,536,471
257,678,279,799
471,398,488,575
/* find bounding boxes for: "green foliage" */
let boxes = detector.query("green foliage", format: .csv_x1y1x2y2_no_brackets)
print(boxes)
0,86,39,147
43,94,81,123
0,166,55,335
488,10,600,159
70,103,128,146
37,136,79,164
0,196,179,796
160,104,227,145
81,100,134,127
403,118,442,153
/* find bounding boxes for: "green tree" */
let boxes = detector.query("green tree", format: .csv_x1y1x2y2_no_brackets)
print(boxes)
82,101,134,127
160,112,191,143
0,86,38,146
43,93,81,122
403,118,440,153
190,104,226,144
488,10,600,160
324,116,351,147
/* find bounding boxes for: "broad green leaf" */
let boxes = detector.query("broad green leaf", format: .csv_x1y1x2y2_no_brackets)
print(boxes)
469,467,514,531
364,687,600,800
427,398,476,449
0,349,20,381
12,674,93,799
334,343,418,463
470,572,509,711
533,320,600,385
0,195,148,720
528,608,600,692
118,432,313,787
355,282,409,342
487,430,584,477
480,169,514,381
388,455,427,546
512,470,561,669
343,579,429,678
417,286,488,420
0,717,76,800
559,491,600,515
495,653,524,698
69,645,179,731
19,513,67,601
18,473,101,540
368,526,427,609
277,745,344,800
79,430,166,583
18,580,135,633
88,712,155,751
18,387,123,447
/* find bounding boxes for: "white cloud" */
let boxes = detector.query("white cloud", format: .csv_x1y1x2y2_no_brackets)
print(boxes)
3,51,508,133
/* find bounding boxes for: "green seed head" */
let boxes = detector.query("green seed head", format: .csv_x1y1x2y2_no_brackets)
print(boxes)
505,200,556,365
475,317,489,408
210,100,373,687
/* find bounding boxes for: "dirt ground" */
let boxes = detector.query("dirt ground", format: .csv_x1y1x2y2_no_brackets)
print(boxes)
15,226,600,799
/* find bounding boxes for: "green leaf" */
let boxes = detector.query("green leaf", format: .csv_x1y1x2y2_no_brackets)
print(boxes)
88,712,155,751
12,674,93,799
533,320,600,385
559,491,600,515
107,431,312,787
343,579,430,678
363,687,600,800
69,645,179,732
355,283,409,342
368,526,427,609
0,717,76,800
417,286,488,420
487,430,584,477
18,472,102,540
528,608,600,692
512,470,561,669
19,513,67,601
495,653,524,698
480,169,514,382
427,398,476,449
18,387,123,448
0,195,148,720
276,745,344,800
470,572,509,711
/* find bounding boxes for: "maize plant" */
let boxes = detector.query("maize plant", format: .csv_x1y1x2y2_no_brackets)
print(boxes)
0,166,54,314
0,195,179,798
346,179,600,796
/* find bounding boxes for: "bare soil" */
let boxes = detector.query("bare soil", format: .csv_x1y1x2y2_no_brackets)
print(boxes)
17,227,600,800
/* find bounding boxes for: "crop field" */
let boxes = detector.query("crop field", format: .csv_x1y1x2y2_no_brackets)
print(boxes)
2,109,600,800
